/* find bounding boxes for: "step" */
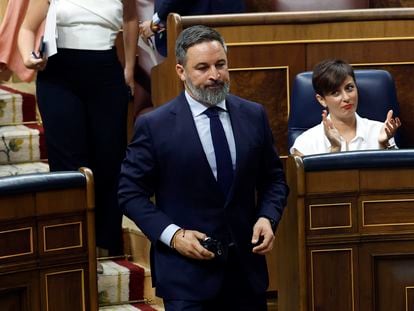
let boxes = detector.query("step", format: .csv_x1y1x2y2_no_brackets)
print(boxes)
135,263,163,307
122,217,150,268
0,161,49,177
97,257,164,311
98,258,145,305
122,217,163,307
0,84,37,125
0,124,45,163
0,82,49,176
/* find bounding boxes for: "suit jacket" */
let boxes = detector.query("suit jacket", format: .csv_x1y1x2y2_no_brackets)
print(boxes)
118,92,289,300
154,0,245,56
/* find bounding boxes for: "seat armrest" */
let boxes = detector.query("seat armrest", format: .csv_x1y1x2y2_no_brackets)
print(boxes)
0,171,86,195
303,149,414,171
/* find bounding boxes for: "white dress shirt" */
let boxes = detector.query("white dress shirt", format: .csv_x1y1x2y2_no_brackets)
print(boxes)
290,113,396,155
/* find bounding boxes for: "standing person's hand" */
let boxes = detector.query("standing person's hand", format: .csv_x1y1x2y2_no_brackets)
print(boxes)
124,67,135,98
378,109,401,148
322,110,341,152
251,217,275,255
171,229,215,260
23,52,47,71
0,63,8,72
139,20,154,40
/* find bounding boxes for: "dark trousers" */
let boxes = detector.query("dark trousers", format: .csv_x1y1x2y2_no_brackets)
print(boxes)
36,48,129,255
163,247,268,311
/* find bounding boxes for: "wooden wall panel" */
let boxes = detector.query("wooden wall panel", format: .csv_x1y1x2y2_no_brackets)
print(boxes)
305,170,359,194
309,248,357,311
360,168,414,190
374,255,414,311
306,41,414,68
230,67,289,153
370,0,414,7
244,0,414,11
245,0,275,12
407,287,414,311
0,194,35,220
41,266,87,311
306,200,356,234
0,270,41,311
359,242,414,310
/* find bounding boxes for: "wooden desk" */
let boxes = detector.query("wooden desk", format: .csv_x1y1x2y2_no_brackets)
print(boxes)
0,168,98,311
278,151,414,311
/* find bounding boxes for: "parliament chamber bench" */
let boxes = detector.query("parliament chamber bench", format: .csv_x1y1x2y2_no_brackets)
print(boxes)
278,150,414,311
0,168,98,311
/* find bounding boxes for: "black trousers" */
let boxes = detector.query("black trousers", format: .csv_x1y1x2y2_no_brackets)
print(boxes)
163,247,268,311
36,48,129,255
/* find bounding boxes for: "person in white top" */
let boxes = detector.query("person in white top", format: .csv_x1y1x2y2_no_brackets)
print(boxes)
290,59,402,156
18,0,138,256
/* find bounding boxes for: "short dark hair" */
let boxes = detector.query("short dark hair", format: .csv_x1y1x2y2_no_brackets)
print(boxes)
175,25,227,65
312,59,356,96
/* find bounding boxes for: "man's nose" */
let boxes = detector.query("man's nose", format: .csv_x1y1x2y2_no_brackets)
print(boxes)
209,66,220,79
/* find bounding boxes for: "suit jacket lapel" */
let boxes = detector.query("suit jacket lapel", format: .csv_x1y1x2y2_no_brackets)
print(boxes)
171,93,221,193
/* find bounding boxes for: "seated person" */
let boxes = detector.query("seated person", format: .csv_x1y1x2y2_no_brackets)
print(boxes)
290,59,401,156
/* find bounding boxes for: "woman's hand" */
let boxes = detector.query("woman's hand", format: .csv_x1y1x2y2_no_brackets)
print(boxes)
322,110,341,152
124,67,135,97
22,52,47,71
378,109,402,147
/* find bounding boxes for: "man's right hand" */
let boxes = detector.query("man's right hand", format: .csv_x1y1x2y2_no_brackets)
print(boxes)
171,229,215,260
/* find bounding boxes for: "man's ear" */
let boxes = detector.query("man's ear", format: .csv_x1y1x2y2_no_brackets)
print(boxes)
175,64,186,82
315,94,327,108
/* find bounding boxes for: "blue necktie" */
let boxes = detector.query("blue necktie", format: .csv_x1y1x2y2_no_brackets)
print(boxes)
204,107,234,196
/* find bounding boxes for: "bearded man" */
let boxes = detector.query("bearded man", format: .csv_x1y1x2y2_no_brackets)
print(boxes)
118,25,289,311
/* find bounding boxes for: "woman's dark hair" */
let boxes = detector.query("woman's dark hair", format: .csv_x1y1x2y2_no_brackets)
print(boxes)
312,59,356,96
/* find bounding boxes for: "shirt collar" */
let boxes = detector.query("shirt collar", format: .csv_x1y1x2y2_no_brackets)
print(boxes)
325,112,368,142
185,90,227,118
354,113,368,141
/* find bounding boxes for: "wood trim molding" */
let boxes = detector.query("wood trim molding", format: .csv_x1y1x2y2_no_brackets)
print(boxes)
178,8,414,27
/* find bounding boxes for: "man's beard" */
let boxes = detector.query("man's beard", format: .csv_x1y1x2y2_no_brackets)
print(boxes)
185,78,230,106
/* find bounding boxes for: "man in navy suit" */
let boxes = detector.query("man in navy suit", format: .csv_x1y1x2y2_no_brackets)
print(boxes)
139,0,245,56
118,25,288,310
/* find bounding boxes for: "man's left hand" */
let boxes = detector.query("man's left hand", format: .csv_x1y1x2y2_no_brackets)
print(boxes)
251,217,275,255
